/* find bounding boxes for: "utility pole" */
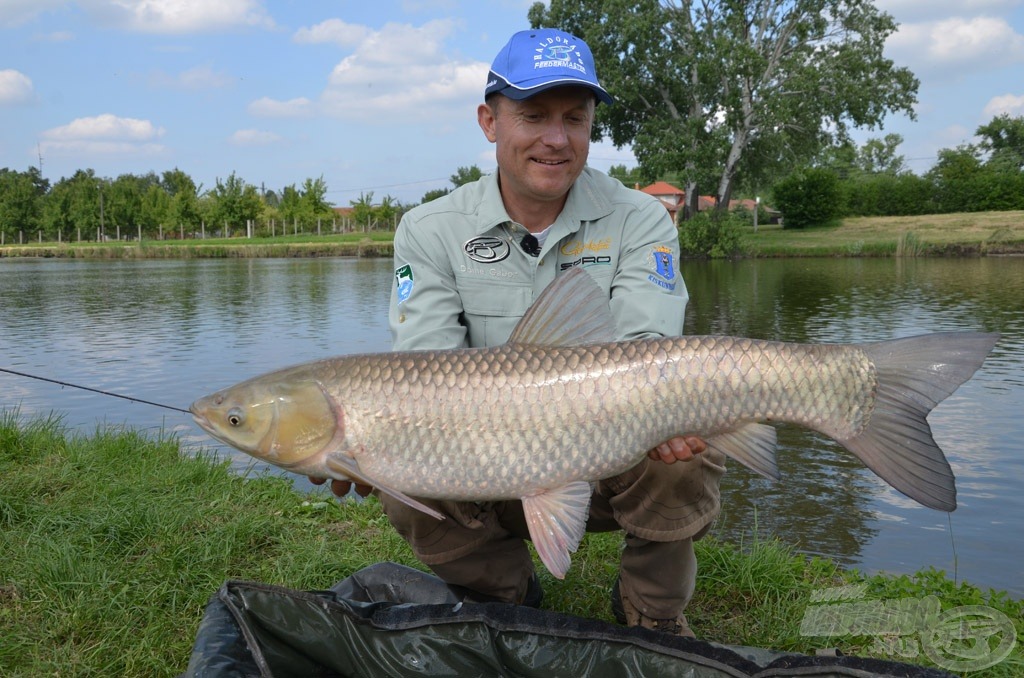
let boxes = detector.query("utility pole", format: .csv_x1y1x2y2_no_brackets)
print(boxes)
97,183,105,240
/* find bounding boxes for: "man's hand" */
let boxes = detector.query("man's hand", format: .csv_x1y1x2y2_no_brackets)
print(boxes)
308,476,373,498
648,435,707,464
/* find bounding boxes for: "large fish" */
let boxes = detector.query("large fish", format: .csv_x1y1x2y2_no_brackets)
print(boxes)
190,268,998,579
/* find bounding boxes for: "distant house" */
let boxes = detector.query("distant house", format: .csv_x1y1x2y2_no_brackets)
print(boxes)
637,181,686,223
637,182,779,224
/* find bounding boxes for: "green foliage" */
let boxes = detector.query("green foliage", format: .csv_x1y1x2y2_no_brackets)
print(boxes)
607,163,646,188
678,210,746,258
773,168,843,228
842,173,935,217
977,113,1024,172
207,171,263,233
420,187,450,203
0,167,46,239
531,0,919,207
450,165,483,187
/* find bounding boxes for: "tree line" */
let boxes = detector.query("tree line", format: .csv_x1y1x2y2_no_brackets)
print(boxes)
0,167,390,243
0,166,494,243
774,115,1024,228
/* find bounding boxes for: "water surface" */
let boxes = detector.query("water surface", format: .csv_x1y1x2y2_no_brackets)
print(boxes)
2,256,1021,596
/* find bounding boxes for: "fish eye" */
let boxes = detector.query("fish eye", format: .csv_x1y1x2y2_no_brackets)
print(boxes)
227,407,245,427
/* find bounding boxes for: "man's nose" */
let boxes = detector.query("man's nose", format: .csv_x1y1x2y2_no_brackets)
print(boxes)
540,120,569,147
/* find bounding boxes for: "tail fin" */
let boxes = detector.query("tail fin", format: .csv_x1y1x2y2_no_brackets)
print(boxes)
841,332,999,512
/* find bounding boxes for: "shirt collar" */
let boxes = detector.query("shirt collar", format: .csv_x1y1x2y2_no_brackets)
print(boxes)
473,167,615,235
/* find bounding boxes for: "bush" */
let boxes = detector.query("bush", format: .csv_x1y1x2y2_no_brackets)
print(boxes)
678,210,746,258
772,168,842,228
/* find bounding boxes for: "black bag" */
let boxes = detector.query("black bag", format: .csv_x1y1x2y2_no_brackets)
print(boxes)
183,563,955,678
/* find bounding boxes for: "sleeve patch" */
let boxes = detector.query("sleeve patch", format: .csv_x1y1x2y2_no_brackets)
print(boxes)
394,264,414,304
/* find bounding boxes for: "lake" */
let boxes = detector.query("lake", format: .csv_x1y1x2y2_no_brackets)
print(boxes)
2,255,1021,597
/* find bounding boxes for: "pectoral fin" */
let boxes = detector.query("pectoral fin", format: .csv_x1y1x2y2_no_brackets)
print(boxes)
521,481,592,579
324,454,445,521
706,423,780,480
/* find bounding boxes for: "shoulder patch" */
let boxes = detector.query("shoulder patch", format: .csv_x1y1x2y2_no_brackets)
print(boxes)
394,264,414,304
648,246,677,290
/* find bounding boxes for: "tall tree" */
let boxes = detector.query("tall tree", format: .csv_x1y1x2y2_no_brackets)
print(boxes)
530,0,919,218
450,165,483,187
208,172,262,232
976,114,1024,173
0,169,41,240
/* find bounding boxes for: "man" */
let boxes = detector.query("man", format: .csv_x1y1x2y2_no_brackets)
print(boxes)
317,28,725,638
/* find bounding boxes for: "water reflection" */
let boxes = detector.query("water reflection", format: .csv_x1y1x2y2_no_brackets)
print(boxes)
683,257,1023,595
1,256,1021,596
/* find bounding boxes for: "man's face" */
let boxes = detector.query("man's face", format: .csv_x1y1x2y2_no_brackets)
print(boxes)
478,87,595,211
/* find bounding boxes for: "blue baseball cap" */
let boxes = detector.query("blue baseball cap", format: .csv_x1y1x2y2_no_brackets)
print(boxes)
485,28,614,105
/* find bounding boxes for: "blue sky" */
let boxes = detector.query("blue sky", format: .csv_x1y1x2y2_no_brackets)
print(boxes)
2,0,1023,205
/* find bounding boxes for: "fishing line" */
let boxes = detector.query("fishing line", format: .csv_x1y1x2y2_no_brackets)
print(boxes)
0,367,191,415
947,512,959,586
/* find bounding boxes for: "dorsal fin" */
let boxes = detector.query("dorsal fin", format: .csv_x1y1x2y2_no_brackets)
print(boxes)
507,268,617,347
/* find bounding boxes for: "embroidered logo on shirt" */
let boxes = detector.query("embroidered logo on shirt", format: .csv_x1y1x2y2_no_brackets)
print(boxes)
464,235,511,263
394,264,414,304
648,246,677,290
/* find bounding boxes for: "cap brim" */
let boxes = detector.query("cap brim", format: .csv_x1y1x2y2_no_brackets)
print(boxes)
502,82,614,106
488,75,614,106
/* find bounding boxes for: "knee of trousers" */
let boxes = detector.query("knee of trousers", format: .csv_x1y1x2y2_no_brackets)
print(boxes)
605,450,726,542
377,492,523,566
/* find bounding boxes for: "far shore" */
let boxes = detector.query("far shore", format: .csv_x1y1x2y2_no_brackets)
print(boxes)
2,210,1022,259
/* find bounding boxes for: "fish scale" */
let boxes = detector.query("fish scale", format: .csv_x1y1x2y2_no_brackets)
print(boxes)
320,337,875,502
191,268,998,578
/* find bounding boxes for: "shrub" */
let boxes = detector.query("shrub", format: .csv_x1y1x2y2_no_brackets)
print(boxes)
678,210,746,258
772,168,842,228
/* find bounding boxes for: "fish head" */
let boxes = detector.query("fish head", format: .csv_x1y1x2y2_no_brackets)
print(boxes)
190,374,340,470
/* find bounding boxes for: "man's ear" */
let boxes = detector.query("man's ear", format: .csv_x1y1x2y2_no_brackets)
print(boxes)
477,102,498,143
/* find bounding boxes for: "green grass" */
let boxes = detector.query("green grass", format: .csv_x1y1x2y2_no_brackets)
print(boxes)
744,210,1024,257
2,413,1021,676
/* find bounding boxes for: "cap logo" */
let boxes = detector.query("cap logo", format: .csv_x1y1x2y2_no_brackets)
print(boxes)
534,36,587,74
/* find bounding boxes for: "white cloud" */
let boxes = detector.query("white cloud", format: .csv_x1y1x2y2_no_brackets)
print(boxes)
874,0,1024,23
40,113,166,155
983,93,1024,117
0,0,66,27
0,69,35,105
887,16,1024,77
150,64,234,89
94,0,274,34
257,19,487,124
229,128,282,146
33,30,75,42
293,18,370,47
248,96,313,117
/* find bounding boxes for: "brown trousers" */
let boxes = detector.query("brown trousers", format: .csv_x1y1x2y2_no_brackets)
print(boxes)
378,449,726,618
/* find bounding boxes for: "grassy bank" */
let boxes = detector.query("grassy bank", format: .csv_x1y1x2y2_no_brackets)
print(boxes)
2,414,1020,676
745,210,1024,257
2,210,1023,260
0,231,395,259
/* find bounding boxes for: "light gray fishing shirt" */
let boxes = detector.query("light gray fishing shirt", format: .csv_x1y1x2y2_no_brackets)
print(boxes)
389,167,687,350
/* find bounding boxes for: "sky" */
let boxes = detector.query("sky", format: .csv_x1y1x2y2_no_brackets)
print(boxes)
1,0,1023,205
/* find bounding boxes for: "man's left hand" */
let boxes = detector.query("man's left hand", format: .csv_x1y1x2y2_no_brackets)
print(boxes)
648,435,707,464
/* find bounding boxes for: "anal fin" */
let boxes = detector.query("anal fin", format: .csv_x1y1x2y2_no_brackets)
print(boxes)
706,423,780,480
521,481,592,579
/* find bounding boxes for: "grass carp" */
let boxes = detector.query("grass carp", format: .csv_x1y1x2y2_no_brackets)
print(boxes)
190,268,999,578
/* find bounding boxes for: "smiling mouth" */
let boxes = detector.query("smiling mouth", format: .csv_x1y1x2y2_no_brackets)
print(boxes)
533,158,567,166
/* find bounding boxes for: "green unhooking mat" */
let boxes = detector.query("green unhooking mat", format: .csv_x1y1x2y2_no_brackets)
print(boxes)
182,563,955,678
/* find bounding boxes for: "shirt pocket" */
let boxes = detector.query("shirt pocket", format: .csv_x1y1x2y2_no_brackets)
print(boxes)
458,278,533,347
